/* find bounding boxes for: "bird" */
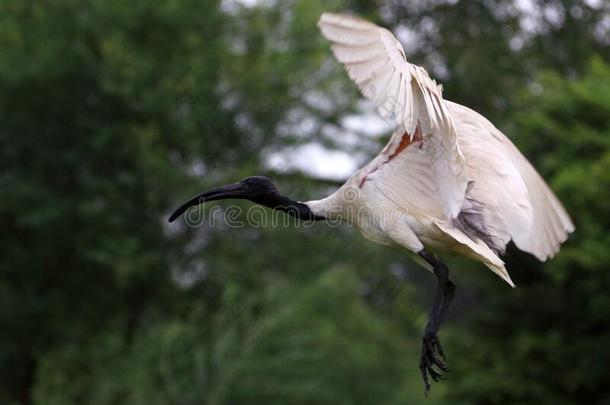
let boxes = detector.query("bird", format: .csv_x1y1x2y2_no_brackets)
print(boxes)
169,12,574,393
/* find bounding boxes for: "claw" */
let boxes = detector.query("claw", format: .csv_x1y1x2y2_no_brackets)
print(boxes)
428,366,443,382
419,331,449,394
432,356,448,372
434,336,446,360
419,362,431,394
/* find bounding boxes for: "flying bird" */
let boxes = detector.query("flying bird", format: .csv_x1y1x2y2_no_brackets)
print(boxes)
169,12,574,393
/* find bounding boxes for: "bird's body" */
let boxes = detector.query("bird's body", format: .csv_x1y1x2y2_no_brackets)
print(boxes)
169,12,574,393
305,100,573,286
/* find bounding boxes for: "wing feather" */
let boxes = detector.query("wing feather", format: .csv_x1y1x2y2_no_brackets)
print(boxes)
447,101,574,261
318,12,468,219
500,137,574,260
331,43,386,64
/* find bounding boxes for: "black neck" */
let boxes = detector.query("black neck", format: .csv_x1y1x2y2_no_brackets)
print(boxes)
252,193,325,221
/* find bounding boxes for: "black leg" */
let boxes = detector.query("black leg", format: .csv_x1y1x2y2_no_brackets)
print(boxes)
418,249,456,395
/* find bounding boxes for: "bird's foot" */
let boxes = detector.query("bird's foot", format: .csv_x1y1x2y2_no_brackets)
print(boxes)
419,331,449,395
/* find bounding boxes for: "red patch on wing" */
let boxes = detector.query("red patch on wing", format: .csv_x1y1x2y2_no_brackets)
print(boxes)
359,123,424,189
388,123,423,161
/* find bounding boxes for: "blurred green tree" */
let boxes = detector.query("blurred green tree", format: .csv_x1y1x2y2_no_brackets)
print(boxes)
0,0,235,402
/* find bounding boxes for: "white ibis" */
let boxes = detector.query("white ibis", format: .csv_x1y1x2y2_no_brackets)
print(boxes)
169,12,574,393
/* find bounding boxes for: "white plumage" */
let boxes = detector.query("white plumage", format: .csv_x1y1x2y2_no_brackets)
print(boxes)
308,12,574,286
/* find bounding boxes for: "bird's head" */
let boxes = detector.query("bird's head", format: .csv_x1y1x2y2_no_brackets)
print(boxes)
168,176,285,222
239,175,280,198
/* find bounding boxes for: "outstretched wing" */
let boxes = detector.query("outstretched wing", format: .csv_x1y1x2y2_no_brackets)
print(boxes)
318,12,467,219
498,132,575,260
447,101,574,262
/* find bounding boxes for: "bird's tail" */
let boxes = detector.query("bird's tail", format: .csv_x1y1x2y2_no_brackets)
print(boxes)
433,220,515,287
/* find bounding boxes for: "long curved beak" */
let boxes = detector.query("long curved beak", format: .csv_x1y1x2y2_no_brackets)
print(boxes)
168,182,247,222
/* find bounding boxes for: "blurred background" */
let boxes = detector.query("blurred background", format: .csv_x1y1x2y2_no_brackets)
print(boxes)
1,0,609,403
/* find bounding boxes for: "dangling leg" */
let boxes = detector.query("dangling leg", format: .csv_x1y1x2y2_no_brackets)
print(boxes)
418,249,456,394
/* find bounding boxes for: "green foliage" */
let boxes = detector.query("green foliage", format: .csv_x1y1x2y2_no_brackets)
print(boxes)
223,269,406,405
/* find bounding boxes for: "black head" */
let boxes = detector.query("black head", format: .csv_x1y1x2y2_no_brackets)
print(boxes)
168,176,282,222
240,176,279,197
